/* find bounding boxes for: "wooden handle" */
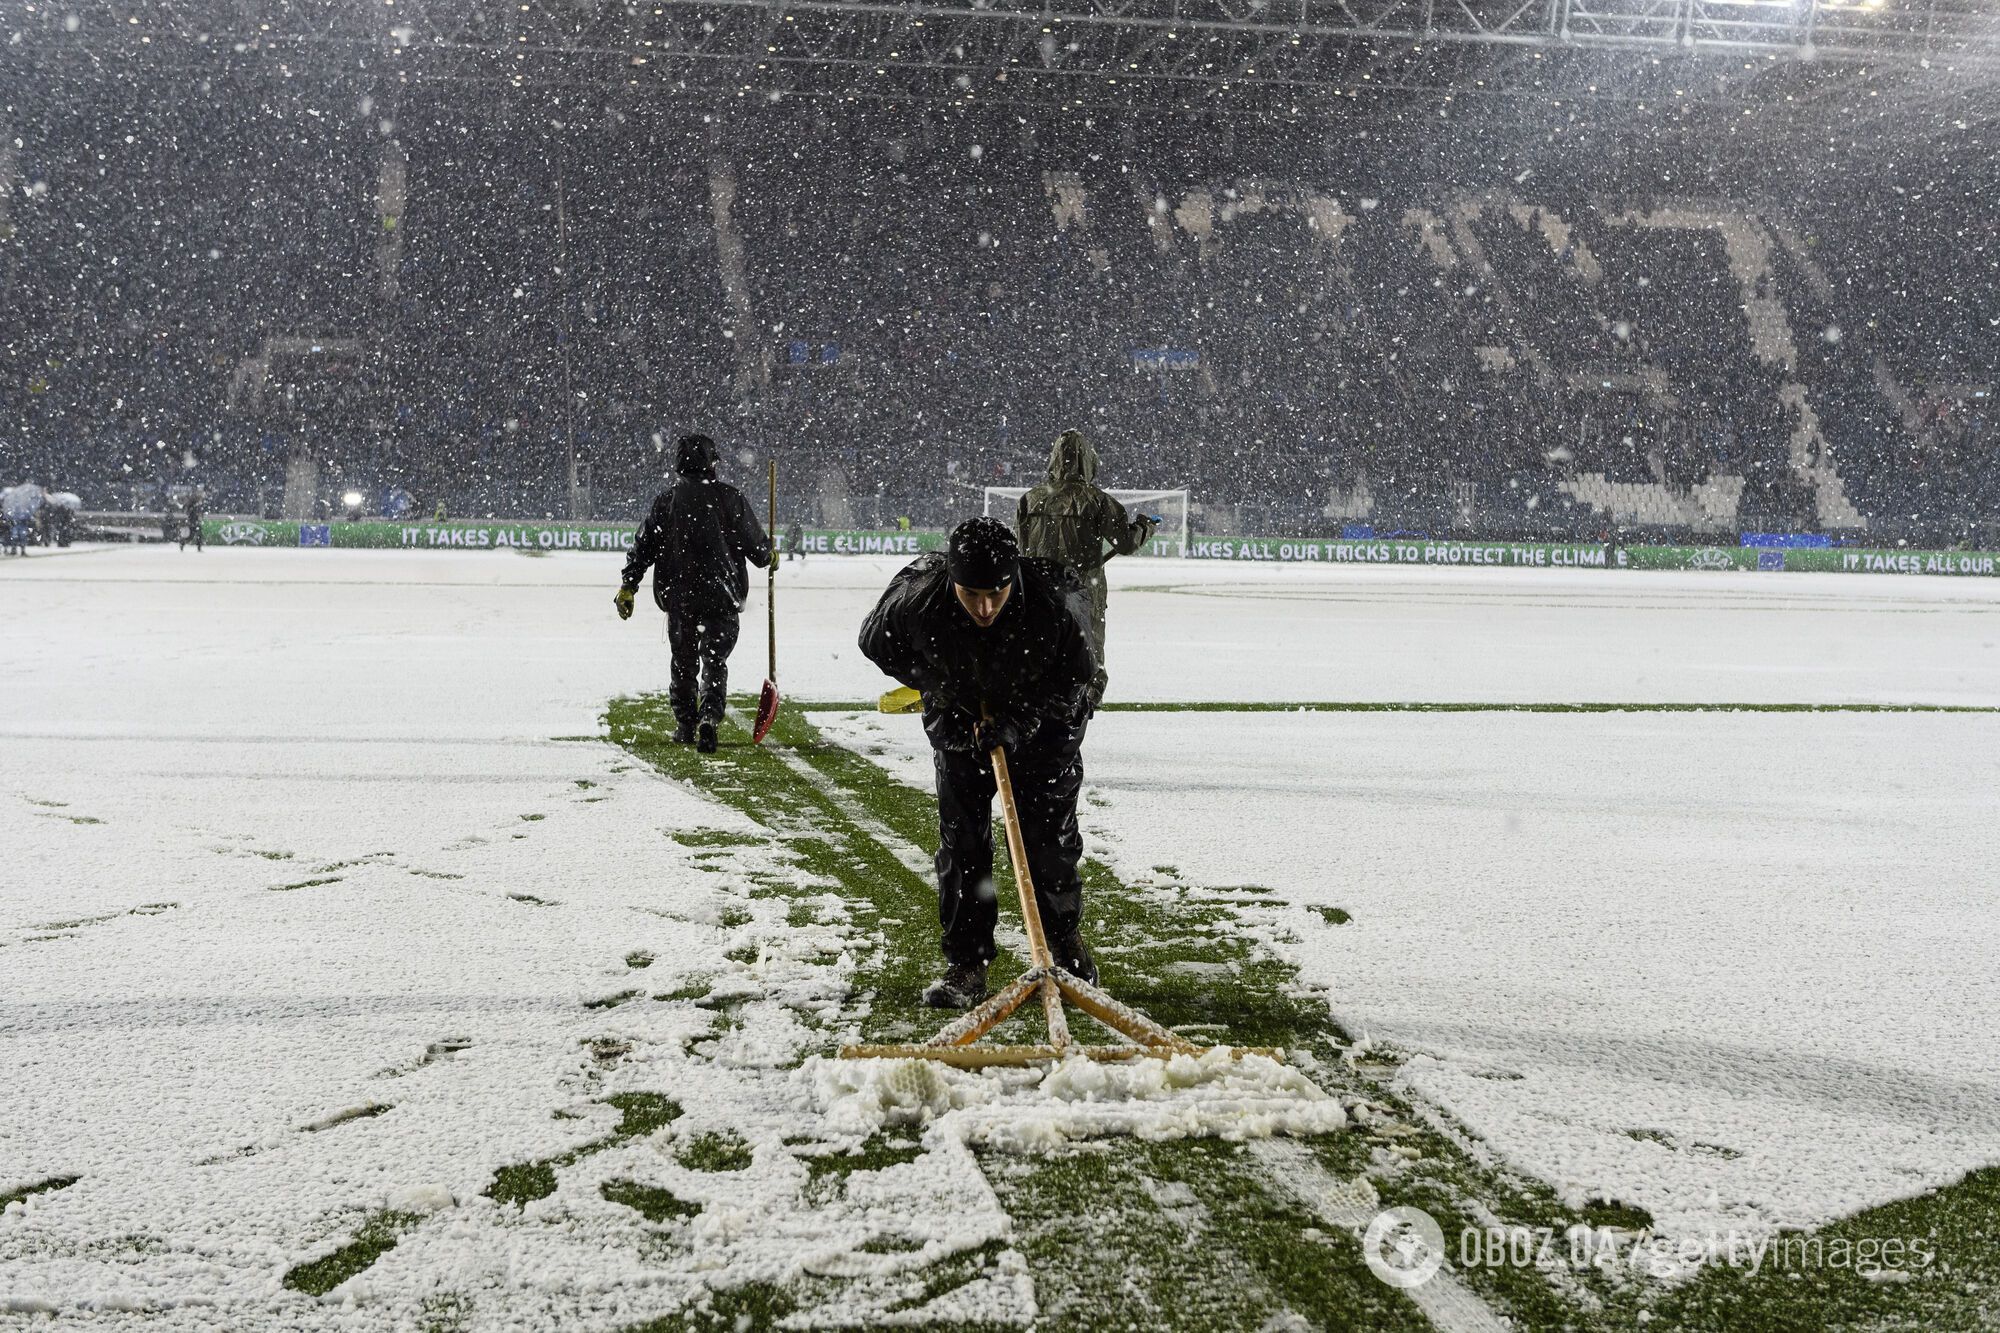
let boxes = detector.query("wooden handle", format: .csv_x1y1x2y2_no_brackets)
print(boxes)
991,746,1054,971
766,458,777,682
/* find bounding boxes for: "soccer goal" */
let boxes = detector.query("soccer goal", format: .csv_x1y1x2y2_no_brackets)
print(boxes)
982,487,1190,557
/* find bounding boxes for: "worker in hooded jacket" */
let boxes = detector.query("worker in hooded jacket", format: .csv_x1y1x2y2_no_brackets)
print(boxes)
858,517,1098,1009
615,434,774,753
1015,430,1158,707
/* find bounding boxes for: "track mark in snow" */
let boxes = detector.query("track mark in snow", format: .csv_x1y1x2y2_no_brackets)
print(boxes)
302,1103,392,1133
1251,1139,1510,1333
8,901,179,948
583,989,641,1011
312,852,398,873
375,1037,472,1079
270,875,343,892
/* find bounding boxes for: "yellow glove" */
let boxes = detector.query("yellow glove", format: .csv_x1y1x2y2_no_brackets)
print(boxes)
614,586,636,620
770,549,782,571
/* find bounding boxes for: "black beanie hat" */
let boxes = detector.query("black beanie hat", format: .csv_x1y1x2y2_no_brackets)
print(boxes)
675,434,718,478
946,516,1018,590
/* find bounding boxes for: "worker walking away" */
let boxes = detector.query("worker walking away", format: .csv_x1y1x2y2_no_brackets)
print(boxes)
1015,429,1158,707
615,434,775,754
859,517,1098,1008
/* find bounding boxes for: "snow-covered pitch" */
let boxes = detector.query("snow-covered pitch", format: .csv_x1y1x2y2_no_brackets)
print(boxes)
3,545,1997,1327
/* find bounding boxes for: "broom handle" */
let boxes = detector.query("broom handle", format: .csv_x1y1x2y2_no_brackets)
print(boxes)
766,458,777,682
991,746,1054,971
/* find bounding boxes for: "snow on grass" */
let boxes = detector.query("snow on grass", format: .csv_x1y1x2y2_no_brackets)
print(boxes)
0,550,1025,1325
818,705,2000,1250
8,546,2000,1329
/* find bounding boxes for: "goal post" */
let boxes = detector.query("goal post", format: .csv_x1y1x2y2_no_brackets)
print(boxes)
981,487,1190,557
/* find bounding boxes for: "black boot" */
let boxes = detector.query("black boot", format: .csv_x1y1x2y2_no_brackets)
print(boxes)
1047,928,1097,986
922,960,988,1010
672,720,696,745
696,721,718,754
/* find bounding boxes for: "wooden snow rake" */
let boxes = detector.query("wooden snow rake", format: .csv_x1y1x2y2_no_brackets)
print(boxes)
839,743,1280,1068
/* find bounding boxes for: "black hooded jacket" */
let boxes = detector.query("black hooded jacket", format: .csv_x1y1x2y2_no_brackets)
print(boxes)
621,438,773,613
858,552,1097,752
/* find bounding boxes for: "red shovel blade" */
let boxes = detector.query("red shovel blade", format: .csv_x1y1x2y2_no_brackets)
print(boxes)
752,679,780,744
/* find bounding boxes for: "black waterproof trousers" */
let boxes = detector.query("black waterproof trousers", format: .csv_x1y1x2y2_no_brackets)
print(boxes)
666,604,740,729
932,718,1086,966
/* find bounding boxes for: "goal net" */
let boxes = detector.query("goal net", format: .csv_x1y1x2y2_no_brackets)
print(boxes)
981,487,1190,558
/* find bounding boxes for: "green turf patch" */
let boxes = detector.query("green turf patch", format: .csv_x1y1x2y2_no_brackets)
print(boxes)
1310,905,1353,926
1,1175,79,1208
605,1092,682,1138
486,1093,684,1208
486,1161,559,1208
989,1140,1431,1330
800,1134,926,1184
1628,1166,2000,1332
283,1210,422,1296
625,951,655,969
668,829,762,848
675,1132,754,1174
621,1282,798,1332
418,1292,472,1333
602,1178,703,1224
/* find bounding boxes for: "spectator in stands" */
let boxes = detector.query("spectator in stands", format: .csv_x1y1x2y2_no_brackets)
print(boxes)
1016,430,1158,708
3,479,45,557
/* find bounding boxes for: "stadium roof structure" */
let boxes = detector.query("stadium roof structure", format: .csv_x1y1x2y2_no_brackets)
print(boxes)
8,0,1997,139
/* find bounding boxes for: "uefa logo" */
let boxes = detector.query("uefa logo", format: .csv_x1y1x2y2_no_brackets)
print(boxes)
219,521,268,546
1362,1205,1447,1289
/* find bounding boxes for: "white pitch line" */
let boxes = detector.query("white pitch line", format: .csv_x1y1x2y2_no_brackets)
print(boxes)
1250,1139,1512,1333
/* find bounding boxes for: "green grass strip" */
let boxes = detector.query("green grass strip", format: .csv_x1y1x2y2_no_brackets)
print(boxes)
283,1210,422,1296
485,1092,683,1208
603,695,1571,1327
0,1175,79,1208
603,691,2000,1332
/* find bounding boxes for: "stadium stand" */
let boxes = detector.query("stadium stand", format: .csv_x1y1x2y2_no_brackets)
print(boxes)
1,96,1992,547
